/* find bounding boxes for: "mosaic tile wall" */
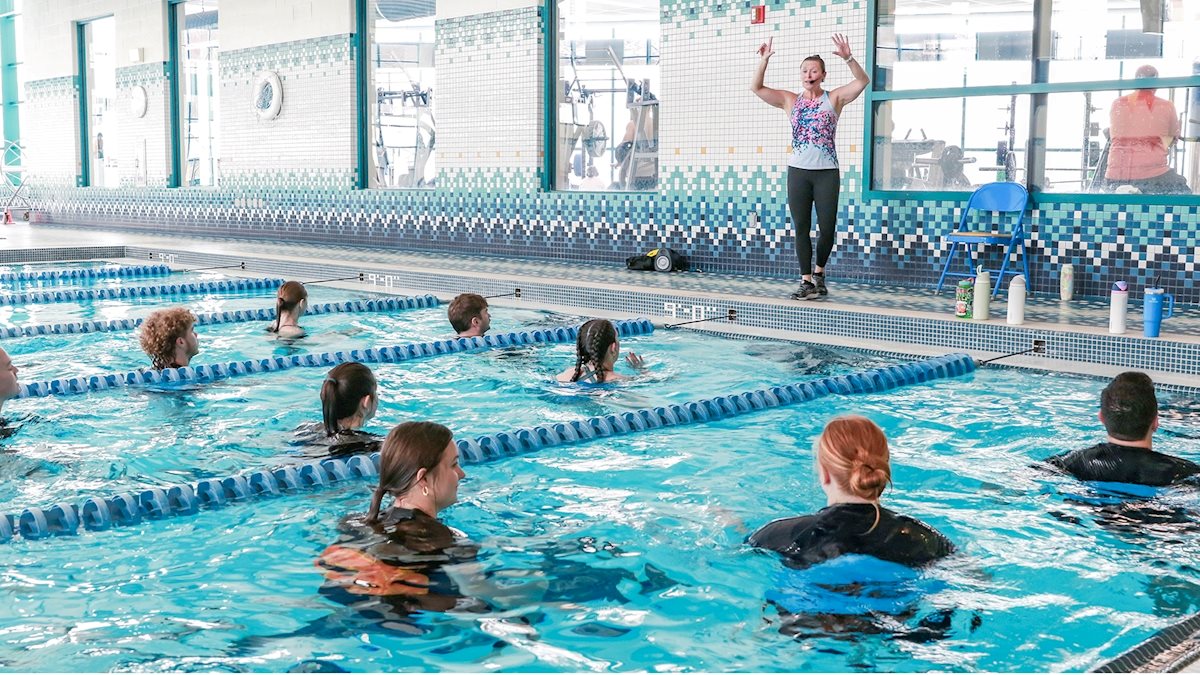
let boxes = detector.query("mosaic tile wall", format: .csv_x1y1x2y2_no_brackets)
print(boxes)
19,0,1200,306
22,76,78,188
219,34,357,191
114,63,172,188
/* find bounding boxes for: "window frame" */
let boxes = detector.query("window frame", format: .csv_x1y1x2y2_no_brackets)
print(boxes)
862,0,1200,205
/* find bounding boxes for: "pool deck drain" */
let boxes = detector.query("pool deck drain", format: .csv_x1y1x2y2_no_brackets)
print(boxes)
5,222,1199,390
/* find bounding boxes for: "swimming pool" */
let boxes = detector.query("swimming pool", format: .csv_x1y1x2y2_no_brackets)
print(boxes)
1,269,1198,671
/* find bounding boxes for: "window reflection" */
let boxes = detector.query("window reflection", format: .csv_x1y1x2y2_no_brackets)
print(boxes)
175,0,219,187
1048,0,1200,83
366,1,436,189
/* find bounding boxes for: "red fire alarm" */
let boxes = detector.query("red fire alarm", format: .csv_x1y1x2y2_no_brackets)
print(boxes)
751,5,766,24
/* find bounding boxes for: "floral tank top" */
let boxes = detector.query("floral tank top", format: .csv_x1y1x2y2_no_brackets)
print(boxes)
788,91,839,170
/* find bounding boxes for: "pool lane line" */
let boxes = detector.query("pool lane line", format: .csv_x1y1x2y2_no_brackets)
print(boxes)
14,318,656,399
0,352,973,544
0,294,440,339
1092,612,1200,673
0,277,285,307
0,264,173,284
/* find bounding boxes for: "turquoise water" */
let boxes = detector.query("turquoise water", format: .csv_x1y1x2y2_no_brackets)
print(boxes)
2,288,1199,670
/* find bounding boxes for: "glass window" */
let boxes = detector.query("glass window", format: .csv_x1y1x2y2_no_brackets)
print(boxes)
554,0,660,191
365,0,437,189
175,0,219,187
874,0,1034,91
1039,86,1198,195
872,95,1031,191
81,17,118,188
1047,0,1200,83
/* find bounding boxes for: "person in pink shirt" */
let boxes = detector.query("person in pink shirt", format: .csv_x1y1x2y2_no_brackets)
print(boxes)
1104,65,1190,194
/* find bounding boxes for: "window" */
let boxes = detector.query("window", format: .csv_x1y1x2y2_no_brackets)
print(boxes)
173,0,219,187
364,0,437,189
868,0,1200,199
553,0,660,191
79,16,117,188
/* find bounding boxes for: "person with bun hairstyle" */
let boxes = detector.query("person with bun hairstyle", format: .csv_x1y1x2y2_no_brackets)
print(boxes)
268,280,308,339
293,362,380,456
749,415,954,568
556,318,644,384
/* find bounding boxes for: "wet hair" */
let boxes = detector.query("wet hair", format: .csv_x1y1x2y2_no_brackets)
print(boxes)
367,421,454,523
570,319,619,383
1101,372,1157,441
321,362,377,437
139,307,196,370
802,54,827,75
271,281,308,333
817,415,892,532
448,293,488,334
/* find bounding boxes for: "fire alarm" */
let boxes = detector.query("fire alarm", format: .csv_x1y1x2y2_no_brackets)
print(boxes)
751,5,766,24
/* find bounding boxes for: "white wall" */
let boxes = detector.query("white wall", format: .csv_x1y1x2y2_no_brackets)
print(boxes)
221,0,354,51
438,0,537,21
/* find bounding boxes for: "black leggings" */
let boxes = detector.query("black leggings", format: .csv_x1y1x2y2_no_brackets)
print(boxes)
787,167,840,276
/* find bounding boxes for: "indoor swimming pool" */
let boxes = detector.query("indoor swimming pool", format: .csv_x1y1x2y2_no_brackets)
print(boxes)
0,261,1198,672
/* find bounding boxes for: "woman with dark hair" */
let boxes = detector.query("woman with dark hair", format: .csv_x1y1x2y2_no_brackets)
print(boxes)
316,421,473,615
268,280,308,339
555,318,644,384
293,362,380,456
749,415,954,569
751,34,869,300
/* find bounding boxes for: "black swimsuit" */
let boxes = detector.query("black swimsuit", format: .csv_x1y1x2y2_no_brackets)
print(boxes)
1045,442,1200,487
749,503,955,569
292,421,382,457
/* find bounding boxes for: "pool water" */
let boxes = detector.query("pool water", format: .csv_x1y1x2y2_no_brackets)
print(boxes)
1,367,1197,671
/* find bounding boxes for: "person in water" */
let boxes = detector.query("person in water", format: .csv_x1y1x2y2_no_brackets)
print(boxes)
448,293,490,338
749,415,954,568
269,281,308,339
294,362,380,456
139,307,200,369
0,347,19,412
315,421,473,615
1045,371,1199,487
556,318,644,384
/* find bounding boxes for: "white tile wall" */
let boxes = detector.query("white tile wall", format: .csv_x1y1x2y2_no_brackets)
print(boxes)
222,0,354,51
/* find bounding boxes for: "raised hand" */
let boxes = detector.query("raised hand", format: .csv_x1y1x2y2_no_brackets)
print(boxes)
832,33,852,60
625,351,646,370
757,36,775,60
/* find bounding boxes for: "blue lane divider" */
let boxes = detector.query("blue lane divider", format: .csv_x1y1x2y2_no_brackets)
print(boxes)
15,318,654,399
0,264,173,284
0,353,974,544
0,277,284,307
0,294,439,339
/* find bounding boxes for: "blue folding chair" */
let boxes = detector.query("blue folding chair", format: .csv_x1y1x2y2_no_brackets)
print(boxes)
936,182,1031,298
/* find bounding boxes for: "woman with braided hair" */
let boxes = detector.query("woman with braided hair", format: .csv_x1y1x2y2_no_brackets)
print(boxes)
556,318,645,384
749,415,954,569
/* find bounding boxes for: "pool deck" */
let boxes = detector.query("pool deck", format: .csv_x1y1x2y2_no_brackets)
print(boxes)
3,221,1198,389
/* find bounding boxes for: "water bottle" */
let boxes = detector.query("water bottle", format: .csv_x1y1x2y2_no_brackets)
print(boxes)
955,278,973,319
1059,263,1074,301
1143,287,1175,338
1108,280,1128,334
972,266,990,321
1007,275,1026,325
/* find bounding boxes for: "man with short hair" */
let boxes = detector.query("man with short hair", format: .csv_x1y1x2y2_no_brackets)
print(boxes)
139,307,200,369
448,293,490,338
1045,371,1199,486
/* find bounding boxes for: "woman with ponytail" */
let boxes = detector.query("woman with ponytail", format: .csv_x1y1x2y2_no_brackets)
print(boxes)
267,280,308,339
556,318,644,384
749,415,954,568
315,421,473,614
293,362,380,456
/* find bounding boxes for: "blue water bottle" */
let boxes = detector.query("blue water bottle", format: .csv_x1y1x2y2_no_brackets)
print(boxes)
1143,287,1174,338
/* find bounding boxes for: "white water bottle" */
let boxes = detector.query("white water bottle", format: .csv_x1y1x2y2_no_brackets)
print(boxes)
1007,275,1026,325
972,266,991,321
1109,280,1128,334
1060,263,1074,301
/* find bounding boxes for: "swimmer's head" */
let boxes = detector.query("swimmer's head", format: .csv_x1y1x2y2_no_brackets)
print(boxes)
800,54,827,90
571,318,620,383
816,415,892,528
0,347,19,406
321,362,377,436
139,307,199,369
273,281,308,332
1100,371,1158,442
368,421,464,521
448,293,490,337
